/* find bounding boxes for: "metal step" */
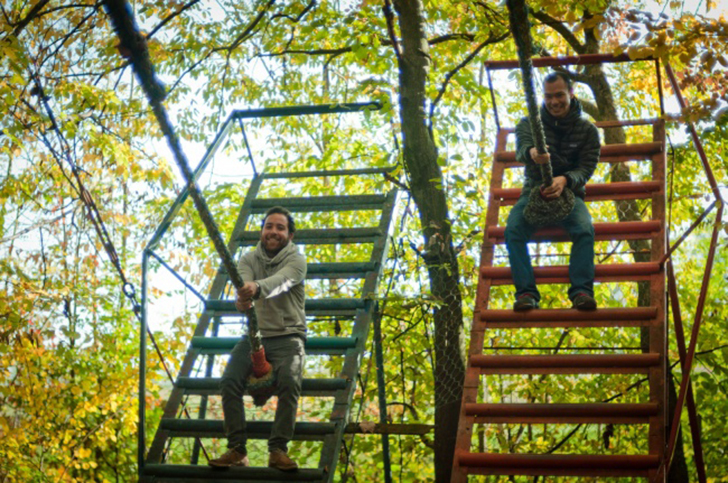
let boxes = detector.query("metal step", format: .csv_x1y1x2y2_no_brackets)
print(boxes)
143,463,325,482
492,180,661,206
217,262,378,280
251,195,387,213
205,298,367,317
481,262,661,285
464,403,658,424
470,353,660,374
486,220,662,244
177,377,348,396
159,419,336,441
191,336,358,356
494,142,663,163
262,166,394,179
478,307,657,328
237,228,382,247
455,452,659,477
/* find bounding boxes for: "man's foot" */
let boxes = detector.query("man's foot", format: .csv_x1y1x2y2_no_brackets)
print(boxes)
268,448,298,471
513,294,539,312
208,448,249,468
572,292,597,311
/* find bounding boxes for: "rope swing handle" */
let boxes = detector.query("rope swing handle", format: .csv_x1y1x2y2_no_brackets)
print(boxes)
506,0,553,188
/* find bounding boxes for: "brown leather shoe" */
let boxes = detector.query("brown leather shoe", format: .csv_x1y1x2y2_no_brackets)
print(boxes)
208,448,249,468
268,448,298,471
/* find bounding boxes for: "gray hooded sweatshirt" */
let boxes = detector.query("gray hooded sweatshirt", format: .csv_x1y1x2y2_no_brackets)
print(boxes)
237,241,307,339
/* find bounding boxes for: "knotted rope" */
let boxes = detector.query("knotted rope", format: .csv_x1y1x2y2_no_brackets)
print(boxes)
103,0,274,400
506,0,575,226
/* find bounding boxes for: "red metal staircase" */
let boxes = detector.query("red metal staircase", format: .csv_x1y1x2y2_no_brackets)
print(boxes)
451,107,668,480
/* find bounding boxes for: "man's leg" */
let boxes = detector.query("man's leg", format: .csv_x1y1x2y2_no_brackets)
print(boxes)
505,194,540,302
562,197,595,301
220,337,253,452
264,335,304,453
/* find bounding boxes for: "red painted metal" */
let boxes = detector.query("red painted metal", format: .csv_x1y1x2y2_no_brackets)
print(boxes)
484,53,639,70
493,181,661,204
667,262,708,483
664,63,723,202
660,200,716,265
471,353,660,371
494,141,662,163
465,403,658,420
457,452,660,469
487,220,661,244
482,262,661,284
663,205,723,478
481,306,656,322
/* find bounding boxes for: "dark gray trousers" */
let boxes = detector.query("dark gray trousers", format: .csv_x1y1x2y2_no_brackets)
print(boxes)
220,334,304,453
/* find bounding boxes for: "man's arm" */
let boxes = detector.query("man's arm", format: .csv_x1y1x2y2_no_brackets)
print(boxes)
515,117,536,166
255,252,307,298
564,123,600,191
236,253,257,311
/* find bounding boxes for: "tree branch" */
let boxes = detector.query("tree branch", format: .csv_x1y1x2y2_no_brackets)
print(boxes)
428,31,508,127
7,0,51,39
382,0,402,63
147,0,201,39
529,9,585,54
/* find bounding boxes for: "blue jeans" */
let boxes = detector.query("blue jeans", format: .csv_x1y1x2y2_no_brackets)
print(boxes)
220,334,304,453
504,193,595,302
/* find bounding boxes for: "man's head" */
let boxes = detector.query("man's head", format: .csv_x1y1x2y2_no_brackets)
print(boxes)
260,206,295,256
542,72,574,119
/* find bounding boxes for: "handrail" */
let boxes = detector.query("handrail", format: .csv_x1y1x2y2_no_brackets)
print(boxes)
658,60,721,481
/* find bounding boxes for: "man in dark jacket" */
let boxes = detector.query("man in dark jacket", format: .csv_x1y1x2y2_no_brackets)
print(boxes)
209,206,306,471
505,72,600,311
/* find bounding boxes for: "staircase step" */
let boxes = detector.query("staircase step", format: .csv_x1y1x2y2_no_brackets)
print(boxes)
262,166,394,179
252,195,387,213
492,181,661,206
494,142,663,164
456,452,659,477
143,463,325,481
237,228,382,246
307,262,378,279
481,262,661,285
205,298,367,317
177,377,348,396
159,419,336,441
470,353,660,374
478,307,657,328
464,403,658,424
487,221,661,244
191,336,358,356
218,262,378,279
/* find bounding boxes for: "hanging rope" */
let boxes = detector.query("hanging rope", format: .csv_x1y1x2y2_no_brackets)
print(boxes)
102,0,274,393
506,0,575,226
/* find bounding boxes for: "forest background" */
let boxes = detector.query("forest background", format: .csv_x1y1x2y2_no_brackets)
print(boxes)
1,0,727,481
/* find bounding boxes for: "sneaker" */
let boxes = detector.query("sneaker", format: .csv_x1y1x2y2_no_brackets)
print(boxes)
513,294,539,312
268,448,298,471
572,292,597,311
208,447,249,468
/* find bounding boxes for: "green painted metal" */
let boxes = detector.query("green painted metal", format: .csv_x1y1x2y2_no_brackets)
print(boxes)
262,166,394,179
251,194,387,213
236,227,383,246
232,101,381,120
204,298,367,314
176,377,349,394
143,464,325,481
145,152,398,481
190,336,357,351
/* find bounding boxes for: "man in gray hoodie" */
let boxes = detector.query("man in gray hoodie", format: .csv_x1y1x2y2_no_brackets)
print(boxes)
209,206,307,471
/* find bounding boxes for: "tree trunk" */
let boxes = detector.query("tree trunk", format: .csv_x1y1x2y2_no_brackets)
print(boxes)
393,1,465,480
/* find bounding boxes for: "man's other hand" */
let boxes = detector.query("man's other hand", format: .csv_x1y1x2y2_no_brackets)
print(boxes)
529,147,551,165
541,176,568,200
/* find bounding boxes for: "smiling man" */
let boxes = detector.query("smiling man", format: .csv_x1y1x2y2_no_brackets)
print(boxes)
504,72,601,312
209,206,307,471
